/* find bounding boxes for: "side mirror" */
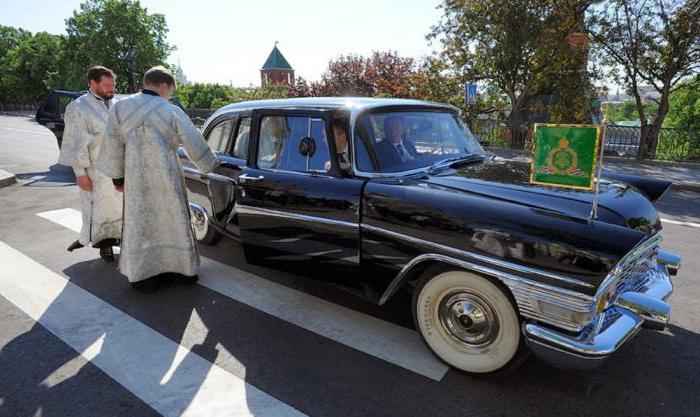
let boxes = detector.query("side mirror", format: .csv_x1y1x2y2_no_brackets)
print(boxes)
298,136,316,157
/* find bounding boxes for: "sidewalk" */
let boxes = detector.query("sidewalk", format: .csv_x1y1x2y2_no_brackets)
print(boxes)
488,148,700,193
0,169,17,188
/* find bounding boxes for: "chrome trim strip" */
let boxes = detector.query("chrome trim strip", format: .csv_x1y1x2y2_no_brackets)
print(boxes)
207,172,237,183
525,307,643,357
525,260,673,368
362,223,594,290
657,249,681,276
615,292,670,330
182,165,236,184
379,253,594,332
183,166,201,176
236,204,359,229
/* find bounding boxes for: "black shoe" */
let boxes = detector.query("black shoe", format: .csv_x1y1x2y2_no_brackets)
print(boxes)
99,246,115,262
67,240,84,252
175,274,199,285
130,277,161,293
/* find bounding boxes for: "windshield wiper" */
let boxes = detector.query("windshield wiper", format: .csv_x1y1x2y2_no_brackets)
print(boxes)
426,154,484,175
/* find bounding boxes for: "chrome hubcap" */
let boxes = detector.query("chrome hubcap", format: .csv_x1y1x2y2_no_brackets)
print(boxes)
438,291,499,347
190,207,208,240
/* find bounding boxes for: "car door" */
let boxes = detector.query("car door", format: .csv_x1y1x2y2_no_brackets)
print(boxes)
236,109,364,287
182,114,246,239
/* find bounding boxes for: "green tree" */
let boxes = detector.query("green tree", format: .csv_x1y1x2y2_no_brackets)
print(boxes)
664,75,700,129
0,29,67,103
588,0,700,159
173,83,288,110
607,100,659,123
64,0,172,93
430,1,595,147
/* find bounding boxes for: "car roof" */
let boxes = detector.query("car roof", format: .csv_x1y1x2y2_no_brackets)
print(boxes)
204,97,459,130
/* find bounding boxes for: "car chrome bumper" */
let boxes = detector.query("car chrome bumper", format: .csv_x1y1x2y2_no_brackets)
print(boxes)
523,259,676,371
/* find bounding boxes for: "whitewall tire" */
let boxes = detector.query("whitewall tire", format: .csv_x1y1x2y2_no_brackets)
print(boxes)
413,267,526,374
190,204,222,245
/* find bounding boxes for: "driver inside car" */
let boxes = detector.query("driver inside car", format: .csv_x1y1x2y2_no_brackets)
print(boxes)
375,115,419,169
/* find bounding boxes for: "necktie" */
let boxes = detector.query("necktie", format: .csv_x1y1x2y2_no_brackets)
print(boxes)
396,144,407,161
338,152,347,164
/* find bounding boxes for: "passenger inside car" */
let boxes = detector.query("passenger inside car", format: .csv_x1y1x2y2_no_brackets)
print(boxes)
324,117,351,173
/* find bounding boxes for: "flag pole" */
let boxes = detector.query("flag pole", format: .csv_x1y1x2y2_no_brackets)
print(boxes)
589,103,610,221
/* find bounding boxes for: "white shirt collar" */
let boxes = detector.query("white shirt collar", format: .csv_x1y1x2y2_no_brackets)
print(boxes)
88,89,105,101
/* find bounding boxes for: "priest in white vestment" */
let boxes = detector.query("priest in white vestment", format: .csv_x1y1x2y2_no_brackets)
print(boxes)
98,66,217,292
58,66,122,261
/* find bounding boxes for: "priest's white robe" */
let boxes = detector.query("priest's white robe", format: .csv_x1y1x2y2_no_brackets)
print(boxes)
98,92,217,282
58,92,123,247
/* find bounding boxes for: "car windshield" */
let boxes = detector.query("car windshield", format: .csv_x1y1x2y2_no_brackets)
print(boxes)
353,110,485,174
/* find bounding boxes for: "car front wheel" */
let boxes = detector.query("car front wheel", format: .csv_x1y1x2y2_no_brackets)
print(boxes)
413,266,528,375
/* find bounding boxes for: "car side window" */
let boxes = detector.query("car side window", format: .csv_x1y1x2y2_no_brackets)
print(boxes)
256,115,330,173
58,96,73,119
206,119,234,153
232,117,250,159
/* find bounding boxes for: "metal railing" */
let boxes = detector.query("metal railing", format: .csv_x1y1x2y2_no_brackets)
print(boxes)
184,108,215,128
0,103,40,117
473,119,700,162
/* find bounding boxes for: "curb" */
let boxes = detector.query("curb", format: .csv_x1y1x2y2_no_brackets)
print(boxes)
0,169,17,188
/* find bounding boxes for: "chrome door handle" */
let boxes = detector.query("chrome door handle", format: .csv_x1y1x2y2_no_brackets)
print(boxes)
239,174,264,182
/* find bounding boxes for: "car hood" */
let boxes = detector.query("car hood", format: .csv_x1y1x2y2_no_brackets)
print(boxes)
421,159,664,235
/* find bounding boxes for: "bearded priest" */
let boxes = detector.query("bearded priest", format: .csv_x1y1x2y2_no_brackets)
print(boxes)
58,66,123,262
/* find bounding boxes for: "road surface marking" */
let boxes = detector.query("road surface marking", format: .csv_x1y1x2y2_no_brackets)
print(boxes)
36,208,450,381
661,218,700,229
0,240,307,417
0,126,54,136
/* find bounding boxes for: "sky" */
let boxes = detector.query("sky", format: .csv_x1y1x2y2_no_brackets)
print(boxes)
0,0,444,87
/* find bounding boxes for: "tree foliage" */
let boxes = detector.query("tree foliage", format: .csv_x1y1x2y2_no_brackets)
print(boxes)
64,0,172,92
173,83,288,109
0,27,66,102
295,51,416,97
588,0,700,158
607,100,659,123
430,1,596,146
664,75,700,129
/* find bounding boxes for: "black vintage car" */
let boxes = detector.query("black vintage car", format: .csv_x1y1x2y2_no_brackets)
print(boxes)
180,97,681,375
35,90,83,149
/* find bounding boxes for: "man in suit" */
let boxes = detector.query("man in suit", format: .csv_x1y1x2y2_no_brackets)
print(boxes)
375,115,419,170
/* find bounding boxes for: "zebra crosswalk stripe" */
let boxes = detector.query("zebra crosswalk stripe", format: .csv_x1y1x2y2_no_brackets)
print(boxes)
0,240,307,417
36,208,449,381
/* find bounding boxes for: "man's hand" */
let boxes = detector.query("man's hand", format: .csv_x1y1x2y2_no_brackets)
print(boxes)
115,185,124,192
76,175,92,192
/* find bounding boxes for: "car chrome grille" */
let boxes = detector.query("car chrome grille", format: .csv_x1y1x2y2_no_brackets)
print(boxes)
610,241,659,300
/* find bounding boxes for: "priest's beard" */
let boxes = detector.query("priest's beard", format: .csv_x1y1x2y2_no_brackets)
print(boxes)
95,90,115,101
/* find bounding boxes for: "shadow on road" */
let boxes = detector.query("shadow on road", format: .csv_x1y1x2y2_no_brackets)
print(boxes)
2,250,699,417
0,257,280,417
15,164,75,187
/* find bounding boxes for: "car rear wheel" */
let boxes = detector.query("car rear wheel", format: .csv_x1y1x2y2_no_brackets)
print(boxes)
190,204,222,245
413,266,528,375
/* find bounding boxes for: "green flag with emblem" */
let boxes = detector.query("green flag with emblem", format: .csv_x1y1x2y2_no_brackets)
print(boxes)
530,124,601,190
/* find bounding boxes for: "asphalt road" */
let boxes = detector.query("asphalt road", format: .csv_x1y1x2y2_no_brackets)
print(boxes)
1,115,699,417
